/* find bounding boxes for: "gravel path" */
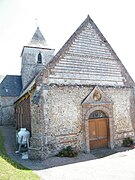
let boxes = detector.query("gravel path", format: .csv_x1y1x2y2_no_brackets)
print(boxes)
0,126,134,180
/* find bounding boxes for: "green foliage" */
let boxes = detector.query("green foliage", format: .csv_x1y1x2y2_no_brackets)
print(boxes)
122,137,133,147
57,146,78,157
0,130,39,179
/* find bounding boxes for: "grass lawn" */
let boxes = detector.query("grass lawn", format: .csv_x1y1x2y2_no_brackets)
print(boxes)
0,130,40,180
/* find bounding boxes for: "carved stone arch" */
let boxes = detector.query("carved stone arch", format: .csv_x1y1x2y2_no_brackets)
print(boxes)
85,105,112,120
81,87,114,152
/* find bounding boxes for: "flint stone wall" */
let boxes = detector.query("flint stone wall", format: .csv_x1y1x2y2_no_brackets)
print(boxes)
104,87,135,145
0,96,17,125
29,85,135,159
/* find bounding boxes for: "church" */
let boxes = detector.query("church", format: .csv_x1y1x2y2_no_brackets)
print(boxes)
1,15,135,159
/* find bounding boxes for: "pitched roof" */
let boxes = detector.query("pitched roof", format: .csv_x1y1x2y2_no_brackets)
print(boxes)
45,15,134,87
28,27,48,48
0,75,22,97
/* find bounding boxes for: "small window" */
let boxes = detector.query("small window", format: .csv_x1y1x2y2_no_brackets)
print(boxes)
37,53,42,64
89,110,107,119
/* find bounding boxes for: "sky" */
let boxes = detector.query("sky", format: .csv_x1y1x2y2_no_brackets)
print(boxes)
0,0,135,81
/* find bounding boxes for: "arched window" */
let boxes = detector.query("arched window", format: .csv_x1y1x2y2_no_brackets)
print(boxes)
89,110,107,119
37,53,42,64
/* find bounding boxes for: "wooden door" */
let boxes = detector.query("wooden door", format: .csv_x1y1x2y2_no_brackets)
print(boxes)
89,118,109,150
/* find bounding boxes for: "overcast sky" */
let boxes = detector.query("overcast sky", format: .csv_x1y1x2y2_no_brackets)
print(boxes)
0,0,135,81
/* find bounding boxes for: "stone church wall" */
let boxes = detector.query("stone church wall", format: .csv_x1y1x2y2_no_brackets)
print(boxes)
29,84,91,159
29,85,135,159
47,85,92,153
48,86,135,148
0,96,17,125
29,85,50,159
104,87,135,146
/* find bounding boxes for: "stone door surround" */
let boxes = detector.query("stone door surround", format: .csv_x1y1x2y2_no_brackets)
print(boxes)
81,86,114,152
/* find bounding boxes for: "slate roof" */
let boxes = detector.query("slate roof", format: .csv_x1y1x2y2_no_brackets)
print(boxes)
28,27,48,48
45,15,134,87
0,75,22,97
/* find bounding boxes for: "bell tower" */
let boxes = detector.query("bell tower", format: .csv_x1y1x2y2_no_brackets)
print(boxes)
21,27,55,89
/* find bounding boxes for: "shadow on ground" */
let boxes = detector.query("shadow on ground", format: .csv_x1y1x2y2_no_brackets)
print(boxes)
91,148,117,158
0,126,133,170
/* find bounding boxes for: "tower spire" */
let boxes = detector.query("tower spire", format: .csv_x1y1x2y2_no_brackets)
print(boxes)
28,27,48,48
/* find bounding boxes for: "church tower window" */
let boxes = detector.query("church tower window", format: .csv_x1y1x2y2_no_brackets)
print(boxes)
37,53,42,64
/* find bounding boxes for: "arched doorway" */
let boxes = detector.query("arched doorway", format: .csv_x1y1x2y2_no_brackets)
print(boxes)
89,110,109,150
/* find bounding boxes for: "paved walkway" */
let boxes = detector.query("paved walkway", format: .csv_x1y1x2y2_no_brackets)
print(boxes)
37,150,135,180
0,126,97,169
0,126,134,180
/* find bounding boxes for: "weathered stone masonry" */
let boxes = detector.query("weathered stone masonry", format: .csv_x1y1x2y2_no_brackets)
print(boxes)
12,15,135,160
28,84,135,159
